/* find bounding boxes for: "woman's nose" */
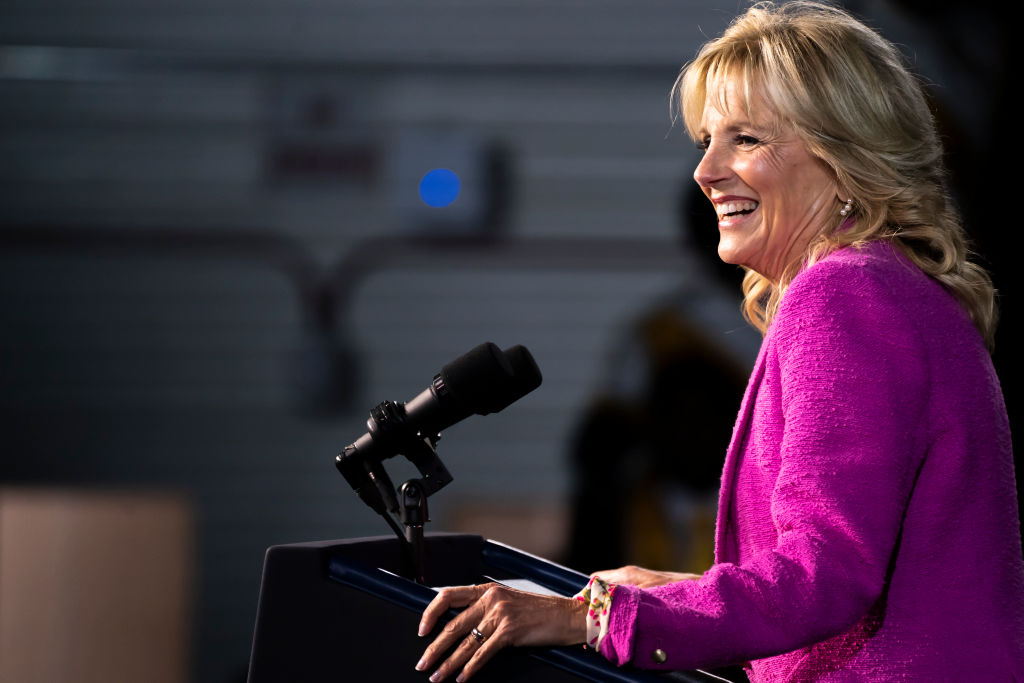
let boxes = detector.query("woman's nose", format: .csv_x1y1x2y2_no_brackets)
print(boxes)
693,145,730,187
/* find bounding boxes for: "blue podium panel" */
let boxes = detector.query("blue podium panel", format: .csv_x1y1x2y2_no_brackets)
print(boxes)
248,534,734,682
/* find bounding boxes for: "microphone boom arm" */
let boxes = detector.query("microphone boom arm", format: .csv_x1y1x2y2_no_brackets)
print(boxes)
335,399,454,583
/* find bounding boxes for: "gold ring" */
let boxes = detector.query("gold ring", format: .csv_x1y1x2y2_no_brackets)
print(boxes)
470,627,486,644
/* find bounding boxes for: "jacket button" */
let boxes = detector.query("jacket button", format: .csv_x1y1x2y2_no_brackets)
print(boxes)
651,648,667,664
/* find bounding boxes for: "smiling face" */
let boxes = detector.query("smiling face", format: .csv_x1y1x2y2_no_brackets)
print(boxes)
693,78,840,282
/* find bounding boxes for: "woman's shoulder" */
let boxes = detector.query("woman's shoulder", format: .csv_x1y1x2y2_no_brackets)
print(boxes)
795,240,920,290
775,239,975,351
782,240,944,314
774,240,948,345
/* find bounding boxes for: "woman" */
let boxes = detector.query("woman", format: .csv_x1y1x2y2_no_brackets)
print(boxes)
415,2,1024,680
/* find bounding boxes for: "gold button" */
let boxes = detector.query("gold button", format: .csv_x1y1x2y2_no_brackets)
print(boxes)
651,648,667,664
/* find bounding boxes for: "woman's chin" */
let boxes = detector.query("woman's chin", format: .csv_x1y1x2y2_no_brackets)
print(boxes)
716,245,747,269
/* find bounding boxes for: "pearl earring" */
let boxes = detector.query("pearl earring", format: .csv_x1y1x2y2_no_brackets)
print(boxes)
839,198,853,217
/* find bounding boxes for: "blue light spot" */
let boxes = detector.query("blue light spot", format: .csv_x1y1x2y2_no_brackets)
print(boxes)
419,168,460,207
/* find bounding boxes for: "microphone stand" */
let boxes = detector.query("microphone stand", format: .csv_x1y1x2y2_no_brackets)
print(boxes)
336,401,454,585
399,480,428,584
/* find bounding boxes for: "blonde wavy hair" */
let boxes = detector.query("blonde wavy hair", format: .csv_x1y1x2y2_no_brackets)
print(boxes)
674,1,998,351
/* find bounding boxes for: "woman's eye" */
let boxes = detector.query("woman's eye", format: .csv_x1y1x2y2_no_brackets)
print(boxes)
696,137,711,151
735,134,759,147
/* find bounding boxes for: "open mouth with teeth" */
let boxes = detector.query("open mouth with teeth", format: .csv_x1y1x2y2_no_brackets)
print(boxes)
717,200,759,219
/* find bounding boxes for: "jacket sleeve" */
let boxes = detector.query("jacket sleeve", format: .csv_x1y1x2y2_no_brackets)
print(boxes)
599,256,932,670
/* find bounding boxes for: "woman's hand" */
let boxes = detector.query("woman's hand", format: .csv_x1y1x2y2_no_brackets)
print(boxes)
592,565,702,589
415,583,588,682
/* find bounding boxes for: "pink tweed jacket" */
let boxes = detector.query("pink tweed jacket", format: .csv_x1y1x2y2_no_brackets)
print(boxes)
600,240,1024,680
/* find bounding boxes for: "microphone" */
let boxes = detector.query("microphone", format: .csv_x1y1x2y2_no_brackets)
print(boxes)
336,342,542,512
502,344,544,404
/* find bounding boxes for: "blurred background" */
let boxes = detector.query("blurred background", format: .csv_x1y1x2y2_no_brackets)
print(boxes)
0,1,1012,681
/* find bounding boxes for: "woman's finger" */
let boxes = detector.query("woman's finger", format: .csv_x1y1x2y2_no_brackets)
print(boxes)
455,625,506,682
416,610,476,674
418,584,488,636
417,585,495,674
591,565,702,588
423,620,497,682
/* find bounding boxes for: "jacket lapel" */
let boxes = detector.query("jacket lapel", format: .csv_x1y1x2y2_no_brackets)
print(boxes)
714,338,769,563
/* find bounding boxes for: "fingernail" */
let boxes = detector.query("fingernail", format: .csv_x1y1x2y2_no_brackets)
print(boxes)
415,658,427,672
418,623,427,637
456,675,465,683
429,672,441,683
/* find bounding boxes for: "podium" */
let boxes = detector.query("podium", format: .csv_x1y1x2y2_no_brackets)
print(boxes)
247,533,733,682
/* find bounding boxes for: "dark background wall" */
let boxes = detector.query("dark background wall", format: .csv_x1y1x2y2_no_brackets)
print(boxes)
0,2,1013,682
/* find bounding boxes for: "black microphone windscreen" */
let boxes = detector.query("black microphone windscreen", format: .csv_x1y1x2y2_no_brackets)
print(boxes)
466,344,543,415
502,345,542,403
438,342,515,415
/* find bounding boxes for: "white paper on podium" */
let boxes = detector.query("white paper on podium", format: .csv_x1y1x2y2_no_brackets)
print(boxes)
421,575,565,598
482,576,565,597
375,567,567,598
